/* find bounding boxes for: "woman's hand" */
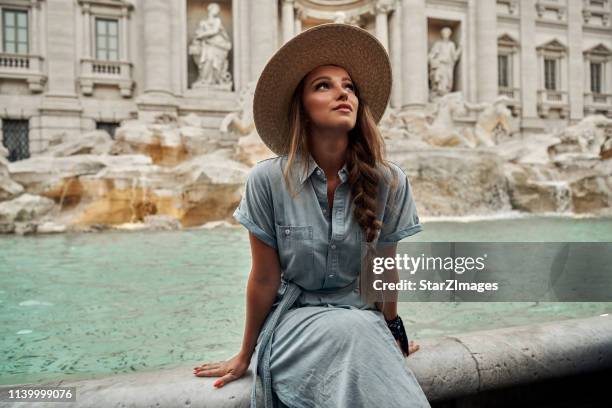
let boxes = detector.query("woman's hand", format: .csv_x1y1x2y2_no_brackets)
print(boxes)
193,353,250,388
396,339,420,357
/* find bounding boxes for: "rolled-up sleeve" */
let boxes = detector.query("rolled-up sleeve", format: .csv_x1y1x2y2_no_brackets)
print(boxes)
233,163,277,249
378,164,423,243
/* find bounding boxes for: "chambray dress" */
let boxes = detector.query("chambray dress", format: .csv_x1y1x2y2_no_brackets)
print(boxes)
233,153,430,408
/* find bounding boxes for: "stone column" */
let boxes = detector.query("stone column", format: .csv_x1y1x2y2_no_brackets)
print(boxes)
475,0,497,102
401,0,428,110
567,0,584,122
249,0,278,81
281,0,295,45
120,6,129,61
238,0,250,91
294,6,304,35
40,0,81,148
142,0,173,97
375,0,394,52
82,4,91,58
389,1,402,108
519,0,542,130
30,0,39,55
45,0,78,96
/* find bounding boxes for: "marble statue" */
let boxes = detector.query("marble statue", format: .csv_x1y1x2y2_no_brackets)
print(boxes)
463,96,513,147
333,11,347,23
220,82,274,166
428,27,462,100
333,11,361,25
425,92,475,147
220,82,255,136
189,3,233,90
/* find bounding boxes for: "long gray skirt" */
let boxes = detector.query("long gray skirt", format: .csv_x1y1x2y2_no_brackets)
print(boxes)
260,304,431,408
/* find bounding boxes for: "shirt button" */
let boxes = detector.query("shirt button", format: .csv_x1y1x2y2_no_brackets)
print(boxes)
331,244,336,250
329,274,334,278
322,209,327,214
316,169,322,176
284,229,290,235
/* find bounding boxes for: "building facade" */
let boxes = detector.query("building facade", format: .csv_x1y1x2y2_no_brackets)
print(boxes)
0,0,611,161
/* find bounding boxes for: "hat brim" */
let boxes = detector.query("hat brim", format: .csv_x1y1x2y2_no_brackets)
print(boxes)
253,23,392,156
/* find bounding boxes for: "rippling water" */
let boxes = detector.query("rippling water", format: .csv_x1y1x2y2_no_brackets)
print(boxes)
1,215,611,386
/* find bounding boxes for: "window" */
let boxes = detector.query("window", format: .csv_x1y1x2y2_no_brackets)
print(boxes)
2,119,29,162
95,18,118,61
544,58,557,91
498,54,510,88
589,0,605,7
590,62,603,94
96,121,119,139
497,34,520,98
2,9,28,54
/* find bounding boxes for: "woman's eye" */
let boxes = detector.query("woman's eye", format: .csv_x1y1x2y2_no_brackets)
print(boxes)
314,82,354,92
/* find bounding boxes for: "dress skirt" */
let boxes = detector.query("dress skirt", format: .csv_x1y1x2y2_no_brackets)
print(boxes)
250,281,431,408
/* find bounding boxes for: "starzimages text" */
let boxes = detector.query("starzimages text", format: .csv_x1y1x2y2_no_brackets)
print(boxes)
373,279,499,293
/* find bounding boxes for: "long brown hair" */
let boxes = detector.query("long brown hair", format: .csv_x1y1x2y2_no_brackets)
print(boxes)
282,75,399,244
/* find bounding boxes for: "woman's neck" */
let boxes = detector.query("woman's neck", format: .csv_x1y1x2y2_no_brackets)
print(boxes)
308,129,348,178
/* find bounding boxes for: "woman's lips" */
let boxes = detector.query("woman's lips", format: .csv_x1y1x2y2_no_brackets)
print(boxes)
333,104,352,112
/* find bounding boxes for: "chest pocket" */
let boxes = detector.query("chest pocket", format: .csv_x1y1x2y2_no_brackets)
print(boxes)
276,224,314,277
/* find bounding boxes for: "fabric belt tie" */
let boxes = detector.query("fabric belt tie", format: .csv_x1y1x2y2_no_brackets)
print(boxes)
250,280,302,408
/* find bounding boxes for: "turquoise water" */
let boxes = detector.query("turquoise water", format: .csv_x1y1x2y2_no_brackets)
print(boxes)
1,215,612,386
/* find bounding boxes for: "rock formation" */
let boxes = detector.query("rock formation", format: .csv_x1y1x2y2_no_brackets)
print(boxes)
0,105,611,234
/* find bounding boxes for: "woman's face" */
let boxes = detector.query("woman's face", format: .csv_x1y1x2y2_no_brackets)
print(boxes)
301,65,358,134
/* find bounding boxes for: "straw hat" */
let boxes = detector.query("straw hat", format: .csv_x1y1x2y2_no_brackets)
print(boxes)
253,23,392,156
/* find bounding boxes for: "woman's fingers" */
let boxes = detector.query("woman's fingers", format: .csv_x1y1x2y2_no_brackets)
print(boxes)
195,362,222,369
213,372,239,388
195,366,226,377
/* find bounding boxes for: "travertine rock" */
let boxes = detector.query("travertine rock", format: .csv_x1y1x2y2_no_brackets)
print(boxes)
388,148,511,216
41,130,114,157
0,193,56,233
0,147,24,201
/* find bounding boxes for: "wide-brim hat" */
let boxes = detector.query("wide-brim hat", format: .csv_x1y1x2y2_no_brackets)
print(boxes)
253,23,392,156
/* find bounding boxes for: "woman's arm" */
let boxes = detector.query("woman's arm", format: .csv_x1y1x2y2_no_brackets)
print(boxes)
375,242,399,320
238,232,282,361
194,232,280,387
374,242,419,356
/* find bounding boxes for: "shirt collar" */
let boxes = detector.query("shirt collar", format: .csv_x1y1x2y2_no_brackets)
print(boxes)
298,153,349,184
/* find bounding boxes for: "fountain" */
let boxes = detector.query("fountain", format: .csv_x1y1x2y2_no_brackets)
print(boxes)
0,86,611,234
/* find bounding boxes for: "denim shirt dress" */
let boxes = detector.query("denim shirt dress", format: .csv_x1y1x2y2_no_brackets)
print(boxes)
233,153,430,408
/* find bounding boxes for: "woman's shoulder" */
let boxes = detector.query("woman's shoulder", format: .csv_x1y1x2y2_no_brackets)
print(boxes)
378,160,408,187
247,155,287,184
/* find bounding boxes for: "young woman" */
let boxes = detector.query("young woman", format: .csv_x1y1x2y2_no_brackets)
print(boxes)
194,23,430,408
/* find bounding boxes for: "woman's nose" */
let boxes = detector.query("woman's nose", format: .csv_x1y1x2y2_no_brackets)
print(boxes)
337,87,349,100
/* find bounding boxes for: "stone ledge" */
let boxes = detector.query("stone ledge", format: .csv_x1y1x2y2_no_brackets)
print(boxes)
1,315,611,407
